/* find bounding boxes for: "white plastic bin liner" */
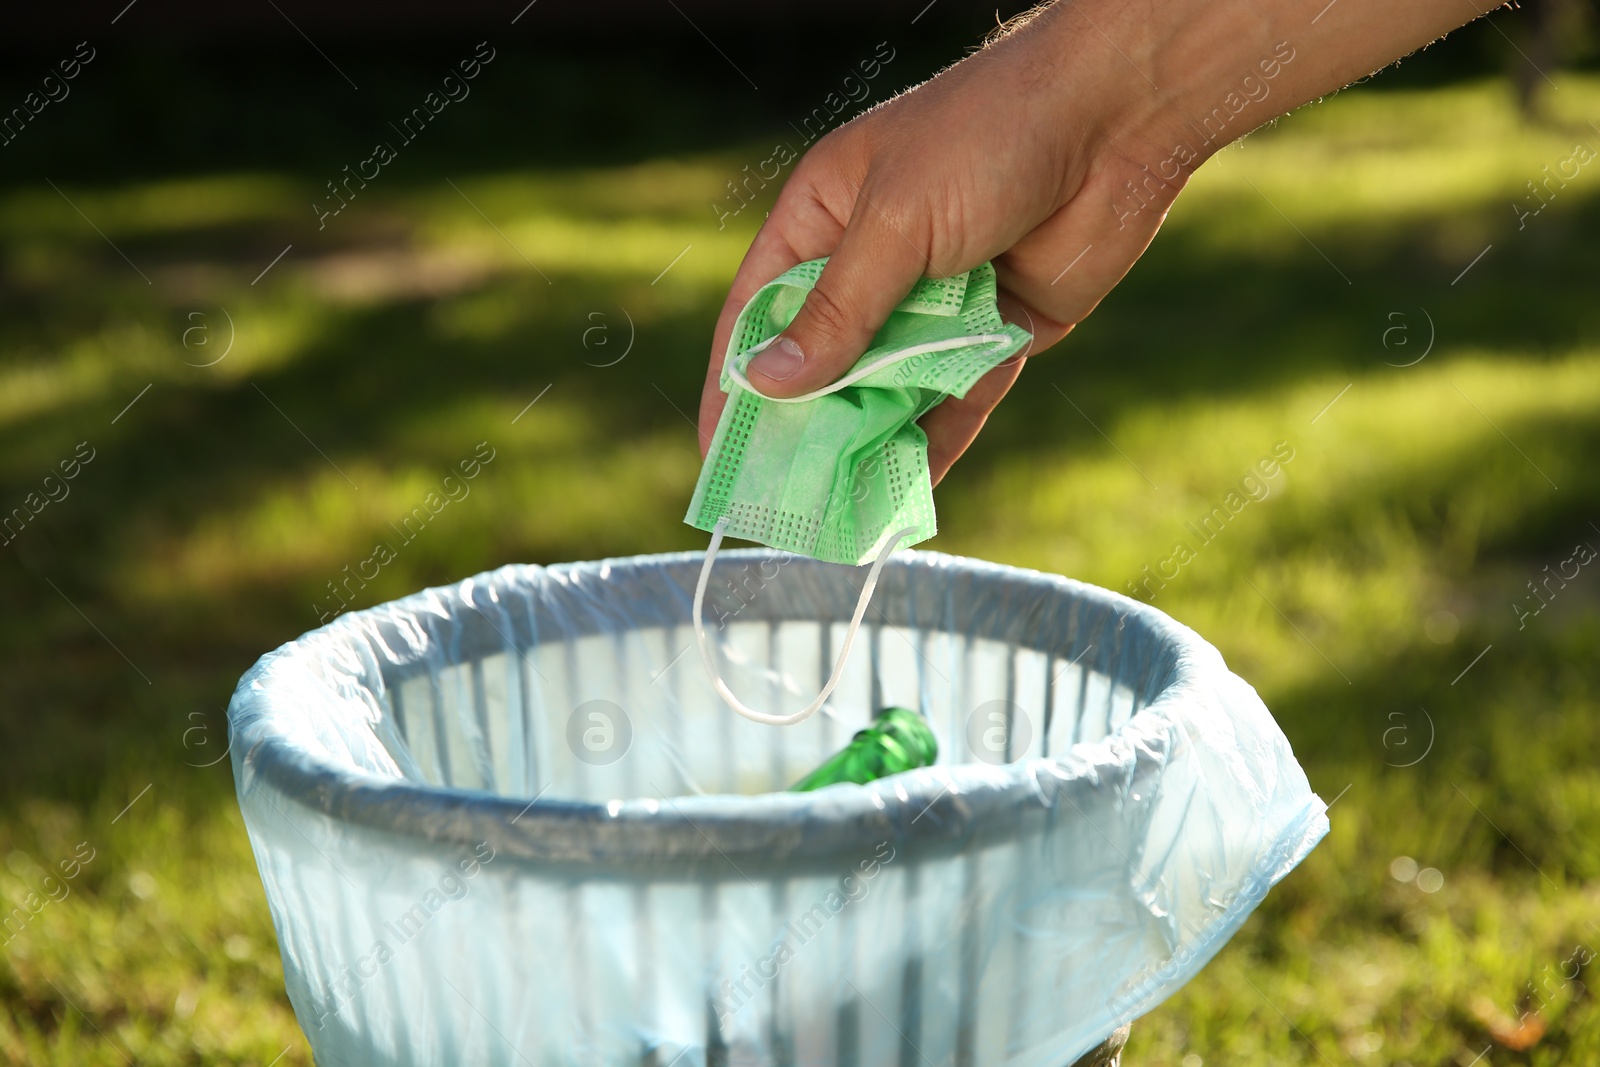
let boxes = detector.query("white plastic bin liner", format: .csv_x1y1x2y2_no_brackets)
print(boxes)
228,550,1328,1067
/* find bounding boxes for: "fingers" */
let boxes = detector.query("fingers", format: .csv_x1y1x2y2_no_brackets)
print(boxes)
993,286,1073,365
697,198,843,455
698,233,803,455
742,185,930,399
920,291,1068,485
918,158,1176,482
993,154,1176,331
921,356,1028,486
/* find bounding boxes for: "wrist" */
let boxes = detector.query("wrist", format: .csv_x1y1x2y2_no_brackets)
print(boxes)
1022,0,1300,177
1026,0,1489,179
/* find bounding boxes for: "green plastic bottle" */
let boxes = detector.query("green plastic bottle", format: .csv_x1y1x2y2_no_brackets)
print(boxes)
789,706,939,792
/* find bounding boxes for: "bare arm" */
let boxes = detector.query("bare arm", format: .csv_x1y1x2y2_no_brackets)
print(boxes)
697,0,1497,480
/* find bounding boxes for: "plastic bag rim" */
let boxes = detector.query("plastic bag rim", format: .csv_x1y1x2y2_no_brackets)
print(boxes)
229,549,1244,867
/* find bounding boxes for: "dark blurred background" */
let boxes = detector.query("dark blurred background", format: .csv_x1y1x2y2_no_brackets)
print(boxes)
1,0,1586,182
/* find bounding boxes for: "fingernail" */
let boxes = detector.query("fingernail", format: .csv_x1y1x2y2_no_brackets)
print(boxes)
749,336,804,382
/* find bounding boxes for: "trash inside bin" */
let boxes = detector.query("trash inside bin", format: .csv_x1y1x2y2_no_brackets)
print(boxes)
228,550,1328,1066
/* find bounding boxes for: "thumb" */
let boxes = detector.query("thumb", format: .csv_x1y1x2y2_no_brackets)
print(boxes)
743,193,930,398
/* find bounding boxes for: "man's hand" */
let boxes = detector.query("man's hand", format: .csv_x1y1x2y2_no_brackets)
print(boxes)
697,8,1186,484
697,0,1492,483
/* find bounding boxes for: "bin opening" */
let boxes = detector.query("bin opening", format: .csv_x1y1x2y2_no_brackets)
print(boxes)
374,612,1147,805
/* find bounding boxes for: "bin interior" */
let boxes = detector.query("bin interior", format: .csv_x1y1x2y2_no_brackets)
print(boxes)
376,615,1152,804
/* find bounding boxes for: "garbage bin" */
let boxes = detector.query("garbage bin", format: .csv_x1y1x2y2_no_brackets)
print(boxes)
228,550,1328,1066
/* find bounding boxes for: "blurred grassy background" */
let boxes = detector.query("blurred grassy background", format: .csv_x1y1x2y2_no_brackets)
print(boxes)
2,2,1598,1063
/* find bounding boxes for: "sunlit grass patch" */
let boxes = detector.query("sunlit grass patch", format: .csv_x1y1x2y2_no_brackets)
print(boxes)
1175,75,1600,254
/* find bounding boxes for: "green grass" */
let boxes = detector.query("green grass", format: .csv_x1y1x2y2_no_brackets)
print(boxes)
3,70,1599,1064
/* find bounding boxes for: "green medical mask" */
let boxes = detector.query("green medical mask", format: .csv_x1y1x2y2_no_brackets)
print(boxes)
686,258,1031,567
686,259,1031,726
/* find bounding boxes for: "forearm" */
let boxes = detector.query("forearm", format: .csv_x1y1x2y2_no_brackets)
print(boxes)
699,0,1500,469
1019,0,1497,173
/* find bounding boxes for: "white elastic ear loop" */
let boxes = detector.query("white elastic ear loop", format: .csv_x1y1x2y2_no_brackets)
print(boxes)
726,333,1016,404
694,517,914,726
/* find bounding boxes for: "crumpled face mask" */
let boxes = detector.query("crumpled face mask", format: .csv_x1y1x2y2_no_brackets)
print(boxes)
686,259,1032,726
688,258,1031,564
